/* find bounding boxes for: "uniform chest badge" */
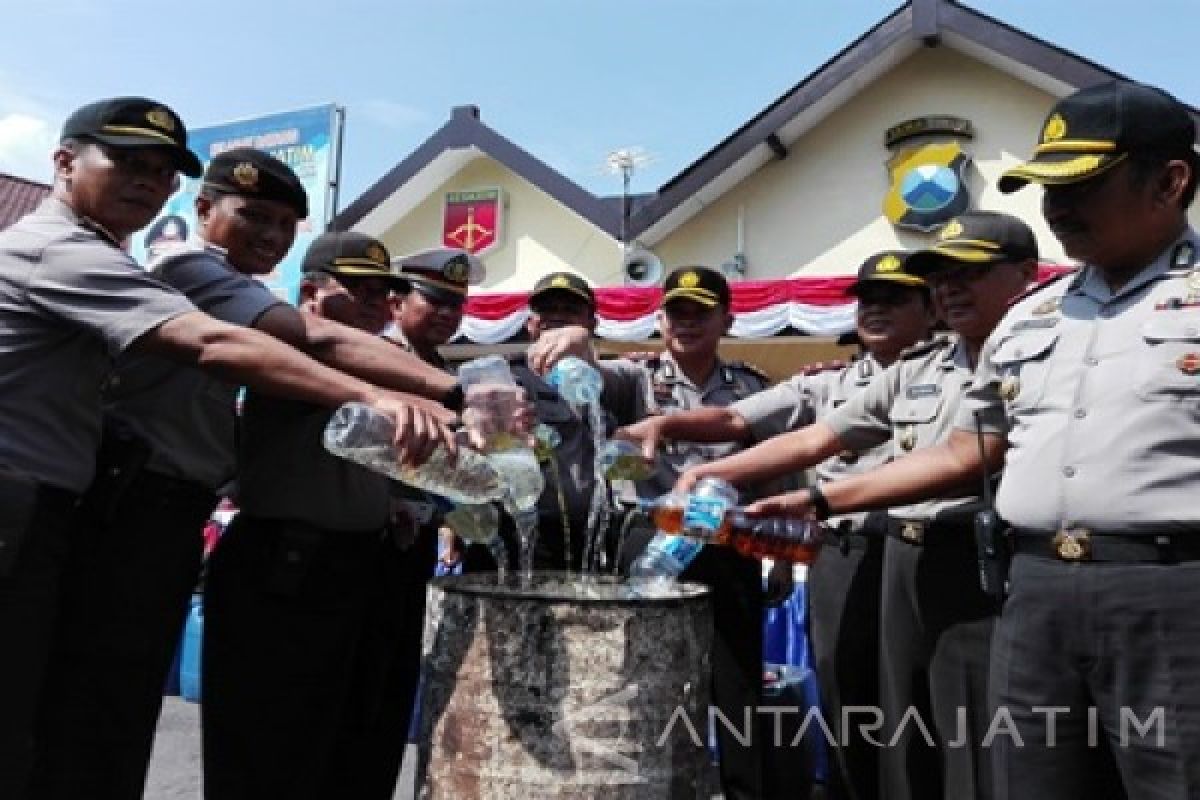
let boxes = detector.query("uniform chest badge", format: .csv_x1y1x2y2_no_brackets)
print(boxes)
652,383,674,404
838,449,859,465
1178,353,1200,376
1032,298,1061,316
898,425,918,452
999,374,1021,403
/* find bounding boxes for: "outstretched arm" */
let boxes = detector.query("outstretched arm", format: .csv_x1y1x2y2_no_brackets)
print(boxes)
745,430,1007,518
676,421,846,493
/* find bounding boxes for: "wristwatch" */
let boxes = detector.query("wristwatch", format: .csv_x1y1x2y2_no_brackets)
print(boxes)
808,484,832,521
441,381,465,413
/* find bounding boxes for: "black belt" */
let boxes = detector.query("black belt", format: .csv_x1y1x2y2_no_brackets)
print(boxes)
822,531,870,554
135,468,217,504
1012,528,1200,564
885,513,975,546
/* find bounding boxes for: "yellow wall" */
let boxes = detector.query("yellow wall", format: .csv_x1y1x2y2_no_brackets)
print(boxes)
371,44,1200,289
651,45,1200,276
376,158,622,292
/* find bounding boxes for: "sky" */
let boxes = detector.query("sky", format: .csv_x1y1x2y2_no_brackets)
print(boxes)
2,0,1198,214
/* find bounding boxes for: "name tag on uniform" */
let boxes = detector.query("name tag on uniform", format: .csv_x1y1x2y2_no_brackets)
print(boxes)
1013,318,1059,331
906,384,940,399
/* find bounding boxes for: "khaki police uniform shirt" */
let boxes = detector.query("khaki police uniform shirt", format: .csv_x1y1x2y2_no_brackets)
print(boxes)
826,336,982,522
960,229,1200,535
104,241,284,489
735,354,893,529
0,198,195,492
600,354,771,499
236,392,390,532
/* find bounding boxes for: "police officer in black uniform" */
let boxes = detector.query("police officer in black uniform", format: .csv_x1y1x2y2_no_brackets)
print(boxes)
0,98,454,800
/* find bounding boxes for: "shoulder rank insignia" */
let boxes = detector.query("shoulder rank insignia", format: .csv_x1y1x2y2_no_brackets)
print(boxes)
999,374,1021,402
898,425,917,452
1178,353,1200,376
1032,298,1060,316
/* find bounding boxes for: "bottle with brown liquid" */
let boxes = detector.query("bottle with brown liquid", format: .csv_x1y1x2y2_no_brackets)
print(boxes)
634,478,823,568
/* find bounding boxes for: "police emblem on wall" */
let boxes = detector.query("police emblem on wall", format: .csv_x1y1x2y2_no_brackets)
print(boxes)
883,116,974,232
443,188,503,256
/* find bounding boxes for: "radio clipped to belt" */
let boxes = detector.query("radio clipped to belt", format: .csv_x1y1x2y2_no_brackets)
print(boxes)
972,411,1009,599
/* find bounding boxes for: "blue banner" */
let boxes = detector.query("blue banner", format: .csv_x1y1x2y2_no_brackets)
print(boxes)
132,104,340,303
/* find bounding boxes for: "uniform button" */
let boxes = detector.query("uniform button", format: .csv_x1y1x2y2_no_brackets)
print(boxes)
1063,466,1076,478
108,466,121,477
1085,357,1099,367
1074,409,1087,419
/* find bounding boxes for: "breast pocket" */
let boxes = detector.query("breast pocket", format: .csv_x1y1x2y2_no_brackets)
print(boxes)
990,329,1060,408
890,392,944,453
1135,316,1200,406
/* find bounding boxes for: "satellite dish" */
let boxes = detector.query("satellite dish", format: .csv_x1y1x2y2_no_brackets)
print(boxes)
622,246,663,286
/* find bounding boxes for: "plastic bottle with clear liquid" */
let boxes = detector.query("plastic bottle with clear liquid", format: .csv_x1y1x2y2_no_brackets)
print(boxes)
458,355,545,514
630,477,823,581
546,356,604,406
322,402,505,505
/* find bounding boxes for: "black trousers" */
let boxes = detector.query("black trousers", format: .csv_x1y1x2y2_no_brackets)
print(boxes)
203,514,432,800
878,521,998,800
990,553,1200,800
29,468,215,800
618,522,766,800
0,480,79,800
808,513,886,800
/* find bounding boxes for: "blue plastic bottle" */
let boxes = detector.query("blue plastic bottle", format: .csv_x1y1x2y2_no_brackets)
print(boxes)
179,594,204,703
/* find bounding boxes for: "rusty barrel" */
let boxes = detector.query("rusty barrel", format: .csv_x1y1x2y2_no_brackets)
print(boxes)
417,571,714,799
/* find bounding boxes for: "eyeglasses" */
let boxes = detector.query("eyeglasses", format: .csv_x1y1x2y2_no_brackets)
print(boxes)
338,278,392,303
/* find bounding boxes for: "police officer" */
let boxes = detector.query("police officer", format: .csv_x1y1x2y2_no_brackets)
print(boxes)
0,98,452,800
805,81,1200,799
697,214,1039,800
457,270,615,572
202,233,435,800
385,247,482,750
591,266,772,800
624,251,935,800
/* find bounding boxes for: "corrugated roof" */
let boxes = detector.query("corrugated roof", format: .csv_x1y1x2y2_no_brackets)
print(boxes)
0,173,51,231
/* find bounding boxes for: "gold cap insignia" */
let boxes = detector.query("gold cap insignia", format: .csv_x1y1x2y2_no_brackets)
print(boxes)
365,244,387,265
1042,113,1067,144
231,162,259,190
679,271,700,289
552,275,570,288
444,256,469,283
145,108,176,132
999,374,1020,403
1177,353,1200,376
878,255,902,273
939,220,964,240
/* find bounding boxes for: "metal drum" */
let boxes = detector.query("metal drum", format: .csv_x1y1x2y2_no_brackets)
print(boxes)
418,572,714,799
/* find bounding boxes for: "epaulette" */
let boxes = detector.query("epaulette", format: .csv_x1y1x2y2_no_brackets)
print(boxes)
1007,269,1076,309
725,360,771,385
899,334,954,361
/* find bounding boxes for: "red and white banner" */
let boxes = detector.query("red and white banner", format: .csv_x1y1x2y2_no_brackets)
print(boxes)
455,266,1072,344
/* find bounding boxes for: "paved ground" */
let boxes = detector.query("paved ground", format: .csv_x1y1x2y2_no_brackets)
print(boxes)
145,697,418,799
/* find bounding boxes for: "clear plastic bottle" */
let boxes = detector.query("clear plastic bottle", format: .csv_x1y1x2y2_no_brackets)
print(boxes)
599,440,653,481
546,356,604,406
322,402,505,506
457,355,546,514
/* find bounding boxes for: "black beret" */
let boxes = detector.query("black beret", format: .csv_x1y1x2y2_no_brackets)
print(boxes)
202,147,308,218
